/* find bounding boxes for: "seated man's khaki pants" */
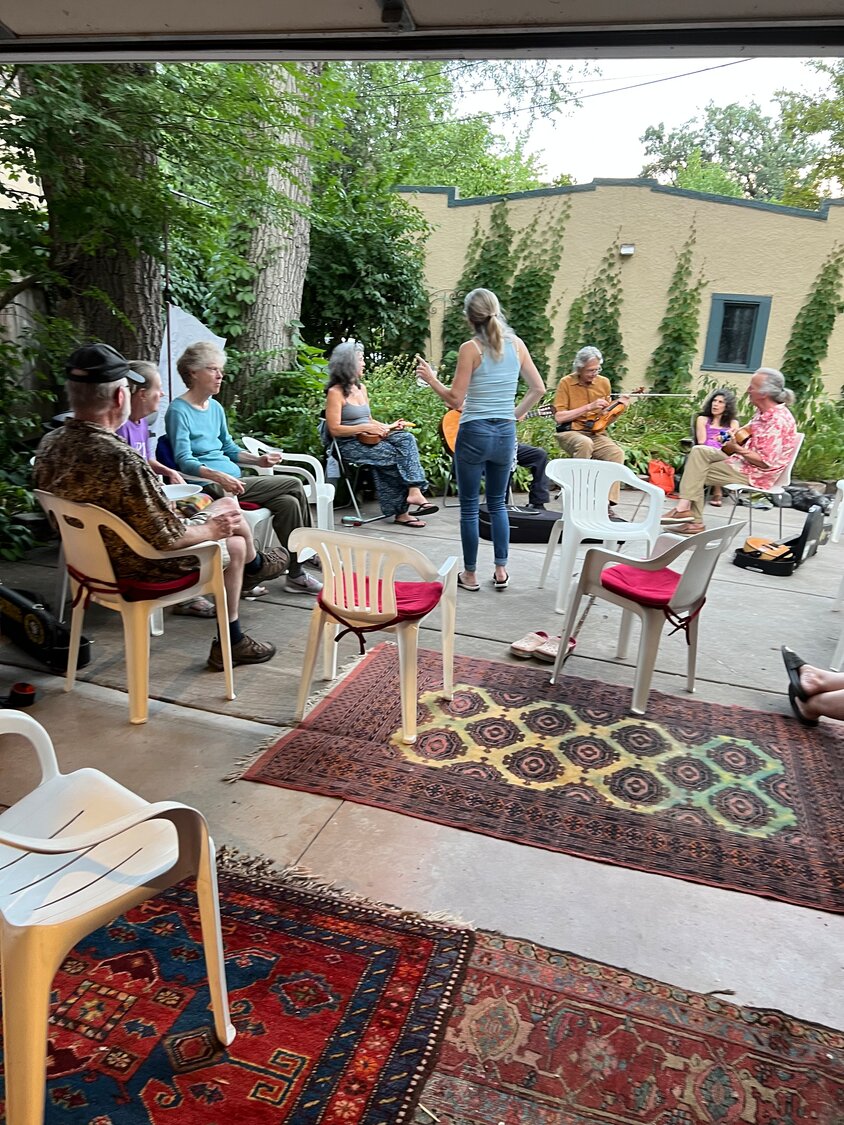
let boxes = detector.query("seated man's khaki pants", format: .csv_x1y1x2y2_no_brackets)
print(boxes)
554,431,625,503
680,446,749,520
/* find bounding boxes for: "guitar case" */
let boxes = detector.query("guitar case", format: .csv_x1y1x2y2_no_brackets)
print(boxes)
731,505,825,577
479,504,559,544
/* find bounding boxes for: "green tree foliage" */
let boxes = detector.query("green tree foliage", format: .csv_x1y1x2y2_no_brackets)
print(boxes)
301,61,570,358
441,203,516,356
780,61,844,208
646,229,708,393
640,101,818,202
0,62,336,359
674,150,743,197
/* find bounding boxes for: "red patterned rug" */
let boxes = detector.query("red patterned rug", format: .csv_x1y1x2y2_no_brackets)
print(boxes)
414,931,844,1124
0,856,472,1123
244,644,844,913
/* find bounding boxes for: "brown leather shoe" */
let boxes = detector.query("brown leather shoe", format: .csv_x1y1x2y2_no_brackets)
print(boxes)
242,546,290,593
207,634,276,670
676,521,707,535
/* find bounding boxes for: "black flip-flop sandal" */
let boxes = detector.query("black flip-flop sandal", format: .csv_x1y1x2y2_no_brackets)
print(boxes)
409,504,439,517
788,683,818,727
781,645,808,702
457,572,481,591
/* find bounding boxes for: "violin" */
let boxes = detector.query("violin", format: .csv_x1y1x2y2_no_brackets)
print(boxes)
574,387,645,434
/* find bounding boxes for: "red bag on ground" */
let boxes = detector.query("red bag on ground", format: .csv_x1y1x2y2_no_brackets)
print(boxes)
647,459,675,494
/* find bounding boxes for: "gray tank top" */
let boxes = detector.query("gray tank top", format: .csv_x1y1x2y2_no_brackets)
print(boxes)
341,402,372,425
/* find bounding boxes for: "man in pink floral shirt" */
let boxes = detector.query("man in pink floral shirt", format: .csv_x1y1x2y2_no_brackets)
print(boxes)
662,368,798,534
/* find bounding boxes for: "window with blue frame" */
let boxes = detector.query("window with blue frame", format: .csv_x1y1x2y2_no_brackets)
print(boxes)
702,294,771,373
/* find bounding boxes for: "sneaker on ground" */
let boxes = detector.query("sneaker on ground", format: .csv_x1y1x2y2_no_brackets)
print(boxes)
242,546,290,593
207,634,277,671
286,571,323,595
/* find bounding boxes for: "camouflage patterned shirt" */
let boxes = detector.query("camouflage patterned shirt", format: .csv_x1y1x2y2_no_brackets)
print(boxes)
34,420,195,582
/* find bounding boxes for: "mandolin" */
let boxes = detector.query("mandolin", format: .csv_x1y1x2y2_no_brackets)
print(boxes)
440,404,555,454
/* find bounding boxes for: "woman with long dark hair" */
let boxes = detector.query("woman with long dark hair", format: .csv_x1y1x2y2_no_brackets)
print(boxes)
416,288,545,590
325,340,436,527
695,388,739,506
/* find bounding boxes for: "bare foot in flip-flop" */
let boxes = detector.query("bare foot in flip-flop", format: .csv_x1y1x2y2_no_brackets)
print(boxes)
395,514,426,527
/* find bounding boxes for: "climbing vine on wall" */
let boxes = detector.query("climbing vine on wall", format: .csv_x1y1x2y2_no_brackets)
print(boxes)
558,240,628,385
555,294,585,387
646,226,708,393
441,199,569,379
781,244,844,421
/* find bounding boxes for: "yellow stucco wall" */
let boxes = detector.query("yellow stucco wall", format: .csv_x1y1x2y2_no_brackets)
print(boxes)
401,181,844,397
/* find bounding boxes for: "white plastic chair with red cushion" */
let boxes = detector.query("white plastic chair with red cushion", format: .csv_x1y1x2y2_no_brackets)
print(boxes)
538,460,665,615
0,709,235,1125
34,490,235,724
289,527,458,743
550,523,745,715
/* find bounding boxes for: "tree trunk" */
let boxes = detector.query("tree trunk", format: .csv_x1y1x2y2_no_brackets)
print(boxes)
227,64,319,412
20,64,163,363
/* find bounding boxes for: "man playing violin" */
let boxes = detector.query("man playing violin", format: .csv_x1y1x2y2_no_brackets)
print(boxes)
553,345,629,520
662,367,798,534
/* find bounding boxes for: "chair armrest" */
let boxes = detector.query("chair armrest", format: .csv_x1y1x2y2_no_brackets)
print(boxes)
0,800,208,855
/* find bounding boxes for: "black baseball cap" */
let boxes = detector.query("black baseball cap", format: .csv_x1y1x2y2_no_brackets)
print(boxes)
65,343,144,385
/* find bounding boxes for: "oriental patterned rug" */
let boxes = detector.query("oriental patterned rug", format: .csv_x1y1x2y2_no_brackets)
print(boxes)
413,931,844,1125
244,644,844,914
0,857,472,1124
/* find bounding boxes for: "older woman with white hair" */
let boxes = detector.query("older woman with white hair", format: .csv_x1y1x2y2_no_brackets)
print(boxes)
165,341,322,594
325,340,436,527
662,366,798,534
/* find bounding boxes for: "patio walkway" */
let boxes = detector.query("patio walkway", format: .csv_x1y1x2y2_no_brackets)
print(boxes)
1,489,841,1029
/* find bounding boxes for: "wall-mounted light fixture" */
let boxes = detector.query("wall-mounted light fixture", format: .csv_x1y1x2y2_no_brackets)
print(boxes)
619,243,636,258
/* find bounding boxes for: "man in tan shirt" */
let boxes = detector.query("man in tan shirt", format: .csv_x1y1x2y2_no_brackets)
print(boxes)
553,345,627,517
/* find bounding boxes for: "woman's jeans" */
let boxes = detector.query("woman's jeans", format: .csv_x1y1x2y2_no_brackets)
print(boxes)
454,418,515,571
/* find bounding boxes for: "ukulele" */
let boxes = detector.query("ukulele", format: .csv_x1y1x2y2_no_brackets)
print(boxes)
357,421,416,446
572,387,645,434
440,404,554,454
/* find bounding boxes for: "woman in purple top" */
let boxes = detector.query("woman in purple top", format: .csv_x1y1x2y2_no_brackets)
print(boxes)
115,361,185,485
695,388,739,506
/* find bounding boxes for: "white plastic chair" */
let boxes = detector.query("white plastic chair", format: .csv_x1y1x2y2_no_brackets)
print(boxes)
241,435,336,531
153,434,276,552
830,479,844,544
0,709,235,1125
551,524,745,715
725,431,805,537
538,460,664,615
289,528,458,743
34,490,235,725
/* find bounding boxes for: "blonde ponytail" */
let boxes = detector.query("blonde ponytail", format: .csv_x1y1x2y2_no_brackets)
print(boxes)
463,287,509,361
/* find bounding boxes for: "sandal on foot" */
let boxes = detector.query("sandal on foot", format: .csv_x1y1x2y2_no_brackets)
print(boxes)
173,596,215,617
788,683,818,727
493,572,510,590
781,645,809,702
408,503,439,517
395,516,426,528
457,572,480,591
510,630,550,658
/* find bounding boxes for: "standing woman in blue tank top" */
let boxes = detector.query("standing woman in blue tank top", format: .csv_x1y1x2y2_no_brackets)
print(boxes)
416,288,545,591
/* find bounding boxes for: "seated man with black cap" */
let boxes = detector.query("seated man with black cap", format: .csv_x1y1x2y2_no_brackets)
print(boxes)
34,342,285,670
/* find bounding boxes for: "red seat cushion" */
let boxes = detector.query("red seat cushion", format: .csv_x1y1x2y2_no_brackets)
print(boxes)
601,564,681,607
117,570,201,602
239,501,261,511
320,578,443,621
